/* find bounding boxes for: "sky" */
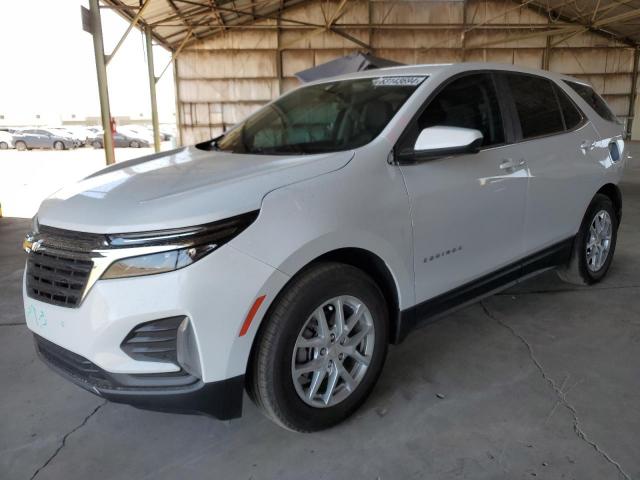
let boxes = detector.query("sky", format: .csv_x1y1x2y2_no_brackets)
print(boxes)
0,1,176,125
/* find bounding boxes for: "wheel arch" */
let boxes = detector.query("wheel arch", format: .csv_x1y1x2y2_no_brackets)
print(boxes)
312,248,402,345
596,183,622,224
245,247,404,383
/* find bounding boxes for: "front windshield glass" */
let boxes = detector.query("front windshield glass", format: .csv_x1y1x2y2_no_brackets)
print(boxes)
210,76,426,155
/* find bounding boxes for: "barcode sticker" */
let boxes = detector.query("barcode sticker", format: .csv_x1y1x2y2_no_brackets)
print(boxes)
372,76,426,87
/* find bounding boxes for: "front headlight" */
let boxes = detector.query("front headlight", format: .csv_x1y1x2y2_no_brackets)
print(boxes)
101,210,258,280
102,244,216,279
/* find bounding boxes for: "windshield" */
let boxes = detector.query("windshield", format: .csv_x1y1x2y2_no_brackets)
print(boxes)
207,76,425,155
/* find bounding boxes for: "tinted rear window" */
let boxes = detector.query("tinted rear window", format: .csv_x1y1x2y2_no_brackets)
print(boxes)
505,74,564,139
564,80,618,123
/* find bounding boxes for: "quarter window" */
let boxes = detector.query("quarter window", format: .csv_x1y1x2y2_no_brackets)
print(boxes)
505,74,564,139
563,80,619,124
554,85,583,130
415,73,505,148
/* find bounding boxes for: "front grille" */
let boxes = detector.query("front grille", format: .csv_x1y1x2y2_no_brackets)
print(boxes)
26,250,93,307
38,225,108,251
25,225,105,308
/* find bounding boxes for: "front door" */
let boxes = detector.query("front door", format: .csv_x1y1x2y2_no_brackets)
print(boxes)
397,72,528,303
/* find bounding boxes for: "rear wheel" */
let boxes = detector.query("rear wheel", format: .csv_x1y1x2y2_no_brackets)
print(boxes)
92,140,102,149
557,193,618,285
248,262,388,432
0,141,8,150
15,141,27,151
53,141,64,150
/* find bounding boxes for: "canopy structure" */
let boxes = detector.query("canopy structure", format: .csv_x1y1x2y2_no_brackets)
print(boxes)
295,52,402,82
103,0,640,51
88,0,640,163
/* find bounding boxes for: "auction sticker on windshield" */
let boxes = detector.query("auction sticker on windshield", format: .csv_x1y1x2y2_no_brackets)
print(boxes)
372,76,426,87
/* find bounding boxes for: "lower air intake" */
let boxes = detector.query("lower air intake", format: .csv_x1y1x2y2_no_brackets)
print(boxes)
121,316,185,364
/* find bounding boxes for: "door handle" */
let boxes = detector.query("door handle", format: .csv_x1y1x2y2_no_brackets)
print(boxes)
579,140,595,153
499,159,515,171
499,158,524,172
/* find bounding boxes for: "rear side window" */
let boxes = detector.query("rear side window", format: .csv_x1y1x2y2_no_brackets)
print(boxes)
554,84,583,130
416,73,505,147
563,80,619,123
505,73,564,139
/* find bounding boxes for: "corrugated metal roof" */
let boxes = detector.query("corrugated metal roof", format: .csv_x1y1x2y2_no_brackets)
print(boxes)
101,0,640,51
523,0,640,47
102,0,317,50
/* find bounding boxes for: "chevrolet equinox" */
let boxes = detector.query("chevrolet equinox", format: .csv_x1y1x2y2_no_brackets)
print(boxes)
23,63,625,432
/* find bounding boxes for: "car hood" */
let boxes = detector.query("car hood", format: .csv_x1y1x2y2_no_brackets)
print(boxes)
37,146,354,233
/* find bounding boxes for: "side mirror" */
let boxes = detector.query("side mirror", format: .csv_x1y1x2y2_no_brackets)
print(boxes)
398,126,484,163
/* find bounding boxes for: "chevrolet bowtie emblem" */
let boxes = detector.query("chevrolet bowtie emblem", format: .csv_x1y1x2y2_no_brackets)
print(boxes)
23,237,42,254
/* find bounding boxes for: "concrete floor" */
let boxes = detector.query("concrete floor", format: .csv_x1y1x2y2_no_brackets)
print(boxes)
1,145,639,480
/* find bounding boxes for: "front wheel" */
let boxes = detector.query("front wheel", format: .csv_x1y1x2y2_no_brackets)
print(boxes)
53,141,64,150
0,141,8,150
15,141,27,151
248,263,388,432
129,140,140,148
557,193,618,285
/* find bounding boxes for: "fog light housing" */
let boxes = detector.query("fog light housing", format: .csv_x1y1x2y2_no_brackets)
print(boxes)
177,317,202,379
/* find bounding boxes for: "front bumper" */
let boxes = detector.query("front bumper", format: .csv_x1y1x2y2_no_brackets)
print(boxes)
24,243,290,417
35,333,244,418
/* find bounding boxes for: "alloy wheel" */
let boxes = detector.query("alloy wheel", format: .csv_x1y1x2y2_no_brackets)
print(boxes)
291,295,375,408
586,209,612,272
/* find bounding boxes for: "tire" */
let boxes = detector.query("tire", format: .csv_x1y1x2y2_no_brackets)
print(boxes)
557,193,618,285
248,262,388,432
92,140,103,149
53,141,64,151
15,141,27,151
0,141,8,150
130,140,140,148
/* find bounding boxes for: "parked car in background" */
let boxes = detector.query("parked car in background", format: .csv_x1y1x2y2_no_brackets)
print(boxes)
0,131,14,149
143,124,174,141
62,126,95,146
48,128,82,148
90,130,151,148
119,125,154,144
12,128,76,150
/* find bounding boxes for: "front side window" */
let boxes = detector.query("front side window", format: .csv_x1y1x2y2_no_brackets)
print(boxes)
505,73,564,139
415,73,505,148
211,76,425,155
564,80,619,124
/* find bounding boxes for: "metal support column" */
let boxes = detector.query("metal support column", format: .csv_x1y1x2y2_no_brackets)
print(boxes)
145,26,161,152
627,47,639,139
173,60,183,147
89,0,115,165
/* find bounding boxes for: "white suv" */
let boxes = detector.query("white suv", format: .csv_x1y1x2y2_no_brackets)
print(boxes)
23,63,625,432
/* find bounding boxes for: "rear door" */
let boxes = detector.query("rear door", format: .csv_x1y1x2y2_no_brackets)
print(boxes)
23,130,46,148
36,130,54,148
113,133,126,147
397,72,528,302
501,72,601,253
